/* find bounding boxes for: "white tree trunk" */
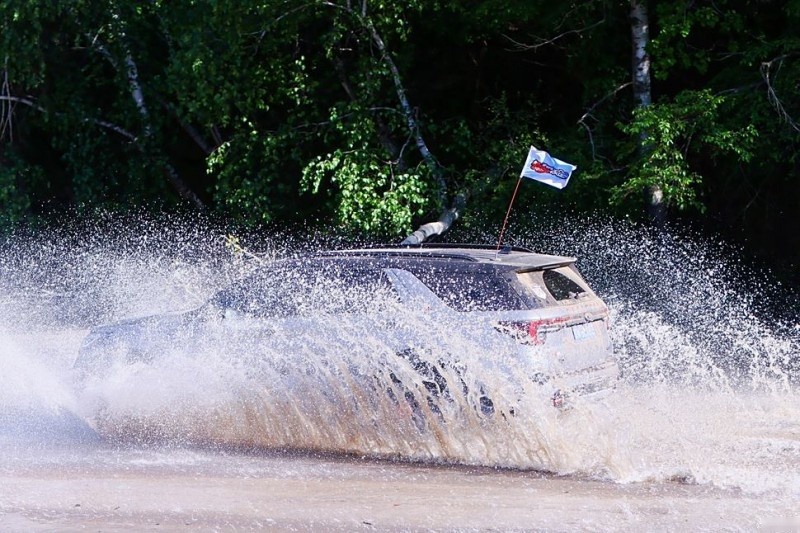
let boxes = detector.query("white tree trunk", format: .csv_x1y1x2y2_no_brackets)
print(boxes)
630,1,651,108
363,17,447,206
123,53,151,135
323,1,455,236
630,0,664,224
91,33,205,210
401,193,466,245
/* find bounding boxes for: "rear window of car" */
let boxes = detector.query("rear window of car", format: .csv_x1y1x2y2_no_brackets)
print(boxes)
543,269,587,301
515,266,590,304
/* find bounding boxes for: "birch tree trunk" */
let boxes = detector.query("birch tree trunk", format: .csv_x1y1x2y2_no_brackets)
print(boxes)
122,50,205,210
362,16,447,207
630,0,665,224
323,2,459,242
401,193,467,245
90,25,205,210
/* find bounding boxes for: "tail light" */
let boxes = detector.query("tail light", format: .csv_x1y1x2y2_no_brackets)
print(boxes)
494,318,566,345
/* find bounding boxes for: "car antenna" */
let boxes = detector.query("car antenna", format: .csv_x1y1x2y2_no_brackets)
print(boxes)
494,177,523,259
493,173,524,261
495,146,577,260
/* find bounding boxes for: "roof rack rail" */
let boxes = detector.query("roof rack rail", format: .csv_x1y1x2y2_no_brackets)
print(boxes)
364,242,535,253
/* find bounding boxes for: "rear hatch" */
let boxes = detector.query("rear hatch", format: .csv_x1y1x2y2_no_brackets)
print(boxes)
391,257,612,372
493,264,613,373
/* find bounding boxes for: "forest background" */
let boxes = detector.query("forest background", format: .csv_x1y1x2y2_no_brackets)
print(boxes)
1,1,798,280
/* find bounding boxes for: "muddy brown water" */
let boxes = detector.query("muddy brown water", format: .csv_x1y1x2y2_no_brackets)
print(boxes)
1,445,798,531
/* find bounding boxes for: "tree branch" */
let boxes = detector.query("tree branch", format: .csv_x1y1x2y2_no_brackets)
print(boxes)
0,94,137,141
88,33,205,209
253,3,316,46
322,1,447,206
761,54,800,133
0,95,46,113
333,55,404,169
364,18,445,203
90,118,137,141
503,7,606,52
1,64,13,142
156,97,214,155
401,192,468,245
577,81,632,161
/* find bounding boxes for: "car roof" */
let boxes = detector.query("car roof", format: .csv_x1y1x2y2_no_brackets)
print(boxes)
314,244,576,272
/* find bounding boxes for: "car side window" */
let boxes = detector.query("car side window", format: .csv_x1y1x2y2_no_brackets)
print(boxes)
210,263,399,318
410,268,526,312
303,267,400,315
210,268,298,318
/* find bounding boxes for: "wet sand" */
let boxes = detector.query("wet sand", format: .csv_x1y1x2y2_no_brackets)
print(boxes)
1,450,797,532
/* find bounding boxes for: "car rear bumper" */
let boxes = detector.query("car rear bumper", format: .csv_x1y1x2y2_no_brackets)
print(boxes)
549,359,619,408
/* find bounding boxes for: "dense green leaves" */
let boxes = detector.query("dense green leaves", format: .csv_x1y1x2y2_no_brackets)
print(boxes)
614,90,757,211
0,0,798,264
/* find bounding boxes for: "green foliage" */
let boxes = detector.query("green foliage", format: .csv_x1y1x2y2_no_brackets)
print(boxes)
613,90,757,211
302,149,432,234
649,2,741,78
0,0,798,271
301,103,434,234
208,122,302,225
435,94,550,215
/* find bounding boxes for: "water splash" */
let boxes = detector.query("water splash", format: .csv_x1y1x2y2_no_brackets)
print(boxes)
72,302,617,472
0,320,93,444
459,214,800,493
0,213,797,497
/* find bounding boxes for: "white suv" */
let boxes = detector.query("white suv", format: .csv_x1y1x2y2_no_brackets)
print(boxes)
77,244,618,429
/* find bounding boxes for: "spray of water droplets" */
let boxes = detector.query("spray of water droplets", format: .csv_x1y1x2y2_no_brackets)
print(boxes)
0,212,798,496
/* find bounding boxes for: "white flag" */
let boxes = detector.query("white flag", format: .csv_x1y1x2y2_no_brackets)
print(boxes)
519,146,576,189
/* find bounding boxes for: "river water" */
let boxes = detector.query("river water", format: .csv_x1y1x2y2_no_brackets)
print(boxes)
0,217,798,531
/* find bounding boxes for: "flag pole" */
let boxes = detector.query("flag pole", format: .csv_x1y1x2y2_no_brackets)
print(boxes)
495,176,524,253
